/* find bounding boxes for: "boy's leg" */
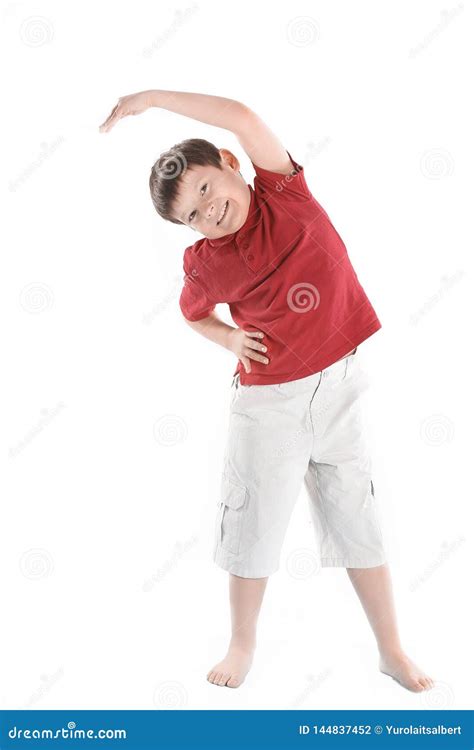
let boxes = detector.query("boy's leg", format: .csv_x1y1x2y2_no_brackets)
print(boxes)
346,563,435,692
207,573,268,688
305,352,434,692
209,372,318,687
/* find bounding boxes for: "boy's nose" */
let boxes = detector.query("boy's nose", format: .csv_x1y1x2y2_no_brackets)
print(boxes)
205,202,215,220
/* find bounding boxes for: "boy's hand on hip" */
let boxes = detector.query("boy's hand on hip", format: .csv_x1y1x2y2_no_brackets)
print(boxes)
227,328,269,374
99,90,153,133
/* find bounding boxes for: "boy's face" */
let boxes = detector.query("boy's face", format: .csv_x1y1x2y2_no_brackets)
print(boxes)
172,149,251,239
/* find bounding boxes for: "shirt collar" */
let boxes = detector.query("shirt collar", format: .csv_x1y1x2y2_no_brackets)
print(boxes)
207,185,261,248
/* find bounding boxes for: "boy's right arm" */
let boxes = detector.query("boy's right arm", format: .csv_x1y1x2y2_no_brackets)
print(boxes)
98,89,292,177
184,313,269,374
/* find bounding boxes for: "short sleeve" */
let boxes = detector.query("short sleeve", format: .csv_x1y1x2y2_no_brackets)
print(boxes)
251,151,312,202
179,247,217,322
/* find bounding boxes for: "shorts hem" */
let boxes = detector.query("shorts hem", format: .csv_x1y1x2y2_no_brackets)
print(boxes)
320,555,387,568
213,551,279,579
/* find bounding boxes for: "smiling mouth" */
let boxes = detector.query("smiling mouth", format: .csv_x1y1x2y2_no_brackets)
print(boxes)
216,200,229,226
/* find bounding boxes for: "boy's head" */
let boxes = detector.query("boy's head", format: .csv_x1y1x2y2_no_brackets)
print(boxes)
149,138,251,239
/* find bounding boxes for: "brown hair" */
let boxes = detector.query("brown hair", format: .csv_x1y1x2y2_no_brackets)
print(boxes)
149,138,223,225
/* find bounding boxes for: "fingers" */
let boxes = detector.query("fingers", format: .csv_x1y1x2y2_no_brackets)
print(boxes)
242,330,269,365
245,330,265,339
241,356,251,374
100,104,118,127
244,347,269,365
99,102,122,133
245,336,267,354
99,111,119,132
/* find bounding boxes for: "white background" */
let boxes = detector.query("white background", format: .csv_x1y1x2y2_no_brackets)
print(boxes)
1,0,472,712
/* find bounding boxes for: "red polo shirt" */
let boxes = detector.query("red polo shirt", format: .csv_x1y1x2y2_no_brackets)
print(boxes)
179,151,381,385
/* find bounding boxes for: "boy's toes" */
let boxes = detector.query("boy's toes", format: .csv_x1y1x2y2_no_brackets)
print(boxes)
226,675,240,688
206,646,254,688
421,676,434,690
404,674,423,691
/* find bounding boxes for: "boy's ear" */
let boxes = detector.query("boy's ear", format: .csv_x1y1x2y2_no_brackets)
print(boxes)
218,148,240,173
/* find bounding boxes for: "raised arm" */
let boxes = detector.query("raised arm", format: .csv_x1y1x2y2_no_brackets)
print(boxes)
99,89,293,175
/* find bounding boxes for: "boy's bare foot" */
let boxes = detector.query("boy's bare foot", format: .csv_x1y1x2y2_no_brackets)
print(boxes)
379,650,435,692
207,640,255,688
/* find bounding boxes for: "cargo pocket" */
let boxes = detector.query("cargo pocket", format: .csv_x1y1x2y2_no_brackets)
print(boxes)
217,475,247,554
362,478,375,509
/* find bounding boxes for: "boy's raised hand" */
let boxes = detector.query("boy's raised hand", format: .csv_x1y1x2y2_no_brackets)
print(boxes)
99,90,153,133
227,328,269,374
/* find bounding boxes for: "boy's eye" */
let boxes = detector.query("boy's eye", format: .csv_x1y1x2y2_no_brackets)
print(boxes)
188,185,207,221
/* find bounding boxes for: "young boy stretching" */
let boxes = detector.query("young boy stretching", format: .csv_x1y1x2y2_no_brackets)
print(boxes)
99,90,434,693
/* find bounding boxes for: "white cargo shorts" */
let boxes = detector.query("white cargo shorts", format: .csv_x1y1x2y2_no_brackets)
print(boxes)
213,347,387,578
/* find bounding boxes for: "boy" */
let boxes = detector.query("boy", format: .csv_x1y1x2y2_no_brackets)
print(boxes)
99,90,434,692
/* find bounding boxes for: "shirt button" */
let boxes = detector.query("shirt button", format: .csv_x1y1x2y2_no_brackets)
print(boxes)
241,240,250,249
247,253,254,261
